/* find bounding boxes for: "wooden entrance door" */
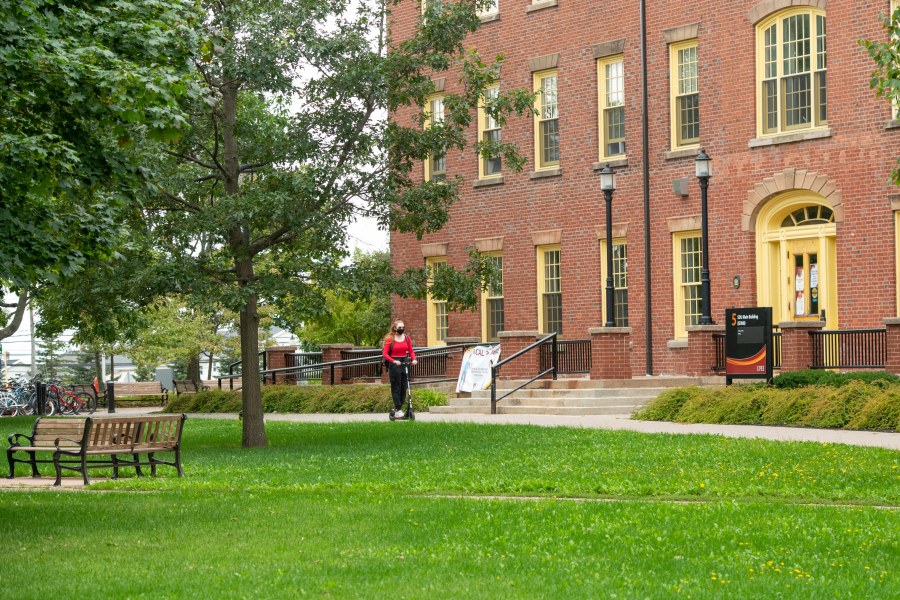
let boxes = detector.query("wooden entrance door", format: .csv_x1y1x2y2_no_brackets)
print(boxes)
785,238,822,321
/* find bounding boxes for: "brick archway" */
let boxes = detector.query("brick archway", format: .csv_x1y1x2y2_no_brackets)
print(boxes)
742,168,844,232
748,0,828,24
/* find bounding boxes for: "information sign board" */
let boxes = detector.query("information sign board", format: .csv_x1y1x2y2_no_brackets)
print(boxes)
725,307,773,384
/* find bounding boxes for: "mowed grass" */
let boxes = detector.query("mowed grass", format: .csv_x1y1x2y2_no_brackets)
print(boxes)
1,417,899,598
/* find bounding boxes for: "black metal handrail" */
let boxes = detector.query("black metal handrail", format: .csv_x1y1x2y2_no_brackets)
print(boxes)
490,333,557,414
809,328,886,370
227,350,267,376
539,339,591,374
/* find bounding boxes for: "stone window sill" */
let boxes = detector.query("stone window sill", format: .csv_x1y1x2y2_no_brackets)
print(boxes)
886,119,900,130
592,158,629,170
667,339,688,349
526,0,557,13
529,167,562,180
748,128,832,148
473,176,504,188
479,12,500,23
664,147,700,160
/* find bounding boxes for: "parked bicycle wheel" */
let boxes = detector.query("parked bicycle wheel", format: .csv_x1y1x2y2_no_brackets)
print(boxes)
77,392,97,415
41,395,57,416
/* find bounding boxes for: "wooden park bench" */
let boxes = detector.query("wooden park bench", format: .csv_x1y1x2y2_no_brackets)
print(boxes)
107,381,169,406
6,414,186,486
173,380,209,395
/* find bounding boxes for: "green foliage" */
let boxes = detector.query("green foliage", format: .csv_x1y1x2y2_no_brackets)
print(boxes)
861,5,900,184
636,380,900,431
166,384,448,414
771,369,900,389
0,0,201,289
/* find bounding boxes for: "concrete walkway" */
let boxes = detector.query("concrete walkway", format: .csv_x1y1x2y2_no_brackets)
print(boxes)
102,406,900,451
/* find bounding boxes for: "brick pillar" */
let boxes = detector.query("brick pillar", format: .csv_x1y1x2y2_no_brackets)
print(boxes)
265,346,296,384
319,343,353,385
778,321,825,372
883,318,900,375
496,331,539,380
445,337,481,386
588,327,632,380
685,325,726,377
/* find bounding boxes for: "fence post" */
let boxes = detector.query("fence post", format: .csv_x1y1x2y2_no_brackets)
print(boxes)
320,344,353,385
551,334,558,380
35,382,46,416
107,381,116,414
588,327,633,380
685,324,725,377
884,318,900,375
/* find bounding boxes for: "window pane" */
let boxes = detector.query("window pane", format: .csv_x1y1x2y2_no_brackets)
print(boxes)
613,243,628,327
677,94,700,145
544,250,560,293
544,293,562,335
483,129,502,175
782,14,810,76
604,107,625,156
677,46,698,96
484,87,499,130
541,119,559,164
783,73,811,128
435,301,448,342
764,80,778,133
487,298,504,341
680,236,702,328
603,60,625,156
541,75,557,119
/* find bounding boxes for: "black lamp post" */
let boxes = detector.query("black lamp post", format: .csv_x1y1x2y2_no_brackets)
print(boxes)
600,163,617,328
695,149,713,325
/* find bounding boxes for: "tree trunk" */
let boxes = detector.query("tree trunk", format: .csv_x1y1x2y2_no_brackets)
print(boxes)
0,290,29,341
187,355,202,383
207,352,214,380
238,277,267,448
94,351,104,390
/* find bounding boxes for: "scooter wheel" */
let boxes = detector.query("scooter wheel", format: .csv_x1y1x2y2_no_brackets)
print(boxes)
389,410,396,421
408,412,415,421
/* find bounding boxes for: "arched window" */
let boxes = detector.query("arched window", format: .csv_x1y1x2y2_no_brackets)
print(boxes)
757,8,827,136
780,205,834,227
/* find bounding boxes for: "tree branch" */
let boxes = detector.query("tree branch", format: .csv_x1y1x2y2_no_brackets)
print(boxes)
0,289,29,341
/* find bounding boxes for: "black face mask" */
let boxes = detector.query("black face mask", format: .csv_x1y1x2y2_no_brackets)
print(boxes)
395,327,405,334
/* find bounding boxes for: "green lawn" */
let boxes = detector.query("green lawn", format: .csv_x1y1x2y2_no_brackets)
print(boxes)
1,418,898,598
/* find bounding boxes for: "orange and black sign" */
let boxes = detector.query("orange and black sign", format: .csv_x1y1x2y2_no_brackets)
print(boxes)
725,307,773,384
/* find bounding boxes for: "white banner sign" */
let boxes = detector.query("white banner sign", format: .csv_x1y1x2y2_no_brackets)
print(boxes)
456,345,502,392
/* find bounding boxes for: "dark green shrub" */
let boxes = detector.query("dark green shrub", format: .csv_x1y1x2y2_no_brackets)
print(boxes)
771,370,840,389
166,384,447,414
634,388,698,421
847,390,900,431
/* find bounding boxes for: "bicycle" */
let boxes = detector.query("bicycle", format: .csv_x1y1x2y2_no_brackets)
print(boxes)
0,377,47,416
47,382,95,416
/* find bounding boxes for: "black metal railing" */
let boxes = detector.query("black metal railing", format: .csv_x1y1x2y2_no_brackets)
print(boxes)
773,331,782,370
340,349,382,380
490,333,557,414
284,352,323,383
539,339,591,374
809,328,886,369
227,350,267,376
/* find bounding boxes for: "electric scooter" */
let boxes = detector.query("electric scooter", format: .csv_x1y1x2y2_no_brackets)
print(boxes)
389,354,415,421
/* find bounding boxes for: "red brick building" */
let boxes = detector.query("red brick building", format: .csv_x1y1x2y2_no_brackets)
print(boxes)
389,0,900,376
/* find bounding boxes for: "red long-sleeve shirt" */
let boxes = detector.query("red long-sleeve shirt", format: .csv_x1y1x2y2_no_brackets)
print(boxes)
383,336,416,363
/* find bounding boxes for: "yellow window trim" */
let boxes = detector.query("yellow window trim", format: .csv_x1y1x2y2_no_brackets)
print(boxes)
669,39,700,151
477,86,502,180
597,55,626,160
672,231,701,340
599,238,627,325
755,7,827,139
480,252,503,341
426,256,448,346
424,94,445,183
536,244,561,334
533,69,559,171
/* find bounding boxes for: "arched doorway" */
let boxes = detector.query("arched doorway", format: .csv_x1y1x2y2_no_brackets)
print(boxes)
755,190,838,328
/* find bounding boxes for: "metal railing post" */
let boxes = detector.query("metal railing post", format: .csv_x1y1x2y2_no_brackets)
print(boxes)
490,367,497,415
551,334,558,380
36,382,46,416
107,381,116,414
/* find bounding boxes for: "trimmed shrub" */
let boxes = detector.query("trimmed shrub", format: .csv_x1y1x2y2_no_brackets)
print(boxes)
166,384,447,414
771,370,900,390
636,380,900,432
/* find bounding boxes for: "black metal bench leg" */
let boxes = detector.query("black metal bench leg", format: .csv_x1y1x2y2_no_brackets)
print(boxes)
111,454,119,480
149,453,157,476
6,449,15,479
53,452,62,487
133,454,144,477
81,454,89,485
175,447,183,477
28,450,40,478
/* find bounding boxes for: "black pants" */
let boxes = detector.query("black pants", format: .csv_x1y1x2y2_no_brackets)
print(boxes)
388,362,409,410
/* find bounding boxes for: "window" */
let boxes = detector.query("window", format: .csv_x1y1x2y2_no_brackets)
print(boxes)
672,232,702,339
426,257,448,345
534,70,559,169
598,55,625,159
600,240,628,327
478,0,498,17
478,86,502,178
670,40,699,149
757,8,827,136
481,254,504,341
537,245,562,334
424,96,446,182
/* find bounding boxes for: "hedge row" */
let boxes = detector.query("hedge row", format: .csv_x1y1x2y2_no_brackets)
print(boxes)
165,384,448,414
635,380,900,431
770,370,900,389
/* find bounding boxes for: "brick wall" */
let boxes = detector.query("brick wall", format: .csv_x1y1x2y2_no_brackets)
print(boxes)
588,327,632,379
389,0,900,376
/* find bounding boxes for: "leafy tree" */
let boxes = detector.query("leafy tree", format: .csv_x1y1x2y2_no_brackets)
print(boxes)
140,0,534,447
0,0,200,341
863,5,900,184
36,336,71,382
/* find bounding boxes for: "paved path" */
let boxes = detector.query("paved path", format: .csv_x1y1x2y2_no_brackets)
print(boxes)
102,407,900,451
